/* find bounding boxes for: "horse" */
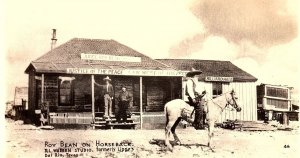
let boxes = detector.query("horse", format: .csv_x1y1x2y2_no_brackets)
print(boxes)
164,89,242,151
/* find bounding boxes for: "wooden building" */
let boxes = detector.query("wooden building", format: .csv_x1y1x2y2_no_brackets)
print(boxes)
157,59,258,123
25,38,184,128
25,38,259,129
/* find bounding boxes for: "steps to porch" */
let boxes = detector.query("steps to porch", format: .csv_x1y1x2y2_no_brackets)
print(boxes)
93,116,137,129
48,112,138,129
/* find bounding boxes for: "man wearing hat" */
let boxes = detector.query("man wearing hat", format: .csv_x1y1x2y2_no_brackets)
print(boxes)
185,68,206,130
117,85,132,123
94,76,114,118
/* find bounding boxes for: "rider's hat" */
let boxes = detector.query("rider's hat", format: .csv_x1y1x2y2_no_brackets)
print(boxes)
186,68,202,77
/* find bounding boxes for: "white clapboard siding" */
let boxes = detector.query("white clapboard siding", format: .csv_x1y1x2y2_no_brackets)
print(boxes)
216,82,257,123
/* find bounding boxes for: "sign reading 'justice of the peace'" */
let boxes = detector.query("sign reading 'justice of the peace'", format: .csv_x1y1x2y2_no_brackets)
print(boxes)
81,53,142,62
67,68,188,76
205,76,233,82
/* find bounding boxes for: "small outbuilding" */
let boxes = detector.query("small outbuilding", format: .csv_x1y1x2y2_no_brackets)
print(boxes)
257,83,298,124
12,87,28,120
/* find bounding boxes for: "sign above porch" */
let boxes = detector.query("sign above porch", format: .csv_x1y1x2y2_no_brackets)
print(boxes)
205,76,233,82
67,68,187,77
81,53,141,62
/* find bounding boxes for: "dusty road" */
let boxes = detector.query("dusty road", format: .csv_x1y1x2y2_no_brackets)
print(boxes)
5,119,300,158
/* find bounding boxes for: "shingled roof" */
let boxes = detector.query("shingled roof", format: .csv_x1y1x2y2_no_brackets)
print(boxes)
25,38,172,73
157,59,257,82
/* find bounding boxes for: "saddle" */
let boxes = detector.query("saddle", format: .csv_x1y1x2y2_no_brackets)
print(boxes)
182,96,208,125
181,107,194,123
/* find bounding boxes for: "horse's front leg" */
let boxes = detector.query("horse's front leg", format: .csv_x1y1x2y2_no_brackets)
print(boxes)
207,121,215,149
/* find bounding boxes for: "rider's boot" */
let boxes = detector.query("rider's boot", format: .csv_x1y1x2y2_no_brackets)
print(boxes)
193,105,205,130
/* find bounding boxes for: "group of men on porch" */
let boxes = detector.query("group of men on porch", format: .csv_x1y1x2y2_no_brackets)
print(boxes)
94,76,131,123
93,67,206,129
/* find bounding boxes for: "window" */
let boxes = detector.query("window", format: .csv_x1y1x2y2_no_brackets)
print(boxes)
58,76,75,106
212,82,222,98
266,87,288,99
266,99,288,109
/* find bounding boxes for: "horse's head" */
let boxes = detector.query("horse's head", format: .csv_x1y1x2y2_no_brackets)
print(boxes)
226,89,242,112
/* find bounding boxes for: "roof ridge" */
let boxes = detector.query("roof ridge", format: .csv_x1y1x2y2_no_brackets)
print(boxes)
156,58,230,62
25,37,173,73
71,38,113,42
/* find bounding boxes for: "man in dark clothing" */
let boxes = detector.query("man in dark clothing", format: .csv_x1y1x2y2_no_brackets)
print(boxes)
117,85,131,123
95,76,114,118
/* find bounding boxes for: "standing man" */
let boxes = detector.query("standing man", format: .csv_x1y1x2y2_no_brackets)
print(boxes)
185,68,206,130
94,76,114,118
117,85,132,123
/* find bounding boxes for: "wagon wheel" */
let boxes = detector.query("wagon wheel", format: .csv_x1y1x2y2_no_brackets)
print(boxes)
231,123,235,130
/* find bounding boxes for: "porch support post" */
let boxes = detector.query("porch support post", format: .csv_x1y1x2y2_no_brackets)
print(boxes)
91,75,95,126
41,74,49,123
41,74,44,103
181,77,185,100
139,77,143,130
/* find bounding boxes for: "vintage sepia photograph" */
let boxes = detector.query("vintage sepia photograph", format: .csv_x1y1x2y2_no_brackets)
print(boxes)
2,0,299,157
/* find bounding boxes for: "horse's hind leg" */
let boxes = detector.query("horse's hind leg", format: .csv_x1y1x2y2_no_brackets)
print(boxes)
165,120,175,151
171,117,182,145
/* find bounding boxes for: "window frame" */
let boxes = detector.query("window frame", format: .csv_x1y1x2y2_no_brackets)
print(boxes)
212,82,223,98
58,76,75,106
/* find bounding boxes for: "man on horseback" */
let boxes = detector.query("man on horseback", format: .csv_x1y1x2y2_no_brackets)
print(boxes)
185,68,206,130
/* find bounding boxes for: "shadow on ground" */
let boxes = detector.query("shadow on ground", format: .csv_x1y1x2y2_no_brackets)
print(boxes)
149,138,209,153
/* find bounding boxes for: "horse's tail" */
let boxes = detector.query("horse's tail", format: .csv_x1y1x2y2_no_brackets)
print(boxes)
164,103,169,127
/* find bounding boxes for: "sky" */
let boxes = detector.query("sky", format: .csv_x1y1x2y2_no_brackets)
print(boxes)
2,0,299,101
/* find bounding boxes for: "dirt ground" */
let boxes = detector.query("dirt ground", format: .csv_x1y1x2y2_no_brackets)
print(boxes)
5,119,300,158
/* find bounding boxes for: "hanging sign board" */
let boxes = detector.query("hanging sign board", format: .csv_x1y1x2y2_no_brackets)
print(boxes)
205,76,233,82
66,68,187,77
81,53,141,62
35,76,42,80
14,87,28,106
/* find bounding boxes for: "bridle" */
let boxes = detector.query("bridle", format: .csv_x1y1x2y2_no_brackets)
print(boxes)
207,90,239,111
225,91,240,110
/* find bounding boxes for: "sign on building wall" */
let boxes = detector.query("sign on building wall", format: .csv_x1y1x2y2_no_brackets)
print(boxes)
67,68,187,76
81,53,142,62
205,76,233,82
